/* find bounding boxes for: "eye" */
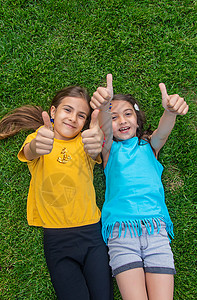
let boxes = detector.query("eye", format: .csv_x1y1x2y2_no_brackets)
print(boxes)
78,114,86,119
125,112,132,116
112,115,117,120
64,108,71,113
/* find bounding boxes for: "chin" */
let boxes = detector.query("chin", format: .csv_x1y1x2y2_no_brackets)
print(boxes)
120,133,134,140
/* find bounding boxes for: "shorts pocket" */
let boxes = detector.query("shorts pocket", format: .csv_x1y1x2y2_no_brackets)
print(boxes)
158,223,168,238
108,223,121,242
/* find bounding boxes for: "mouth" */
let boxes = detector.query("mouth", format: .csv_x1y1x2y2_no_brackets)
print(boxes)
119,126,130,133
63,122,76,129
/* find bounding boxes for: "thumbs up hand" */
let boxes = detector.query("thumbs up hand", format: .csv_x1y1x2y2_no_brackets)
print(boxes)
42,111,54,131
91,74,113,110
30,111,54,156
159,83,189,115
81,109,104,160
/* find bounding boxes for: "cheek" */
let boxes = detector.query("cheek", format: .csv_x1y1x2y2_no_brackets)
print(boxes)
134,120,139,128
112,122,118,133
79,118,86,128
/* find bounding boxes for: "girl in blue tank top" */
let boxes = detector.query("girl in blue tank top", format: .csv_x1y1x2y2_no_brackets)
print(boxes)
91,74,189,300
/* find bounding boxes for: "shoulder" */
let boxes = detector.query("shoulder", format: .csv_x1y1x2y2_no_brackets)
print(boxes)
139,137,157,158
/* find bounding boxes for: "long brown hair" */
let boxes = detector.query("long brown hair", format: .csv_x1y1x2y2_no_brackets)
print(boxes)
0,86,91,140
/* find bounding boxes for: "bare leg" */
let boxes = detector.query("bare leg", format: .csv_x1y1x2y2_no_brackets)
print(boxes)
145,273,174,300
116,268,148,300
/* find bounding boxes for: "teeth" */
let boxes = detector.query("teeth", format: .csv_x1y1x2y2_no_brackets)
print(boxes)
120,127,129,131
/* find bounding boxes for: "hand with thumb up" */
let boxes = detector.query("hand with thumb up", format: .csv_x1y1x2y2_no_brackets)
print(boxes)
81,109,104,160
91,74,113,110
24,111,54,160
159,83,189,115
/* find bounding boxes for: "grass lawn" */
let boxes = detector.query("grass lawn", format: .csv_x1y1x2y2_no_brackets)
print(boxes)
0,0,196,299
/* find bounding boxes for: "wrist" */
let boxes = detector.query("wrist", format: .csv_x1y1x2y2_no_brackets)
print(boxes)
29,140,37,155
99,102,112,112
164,109,177,118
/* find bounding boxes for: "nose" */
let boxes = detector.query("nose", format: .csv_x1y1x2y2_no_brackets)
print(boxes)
119,115,126,124
68,112,77,122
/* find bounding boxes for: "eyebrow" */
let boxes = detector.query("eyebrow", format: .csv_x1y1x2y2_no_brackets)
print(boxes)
111,108,133,115
63,105,88,116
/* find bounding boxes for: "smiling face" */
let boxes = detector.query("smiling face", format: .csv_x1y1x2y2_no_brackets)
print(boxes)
50,96,90,140
111,100,139,141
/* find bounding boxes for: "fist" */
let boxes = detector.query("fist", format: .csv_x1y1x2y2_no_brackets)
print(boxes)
81,109,104,159
91,74,113,110
159,83,189,115
34,111,54,155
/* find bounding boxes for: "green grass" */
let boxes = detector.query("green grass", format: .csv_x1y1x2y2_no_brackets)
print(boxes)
0,0,196,299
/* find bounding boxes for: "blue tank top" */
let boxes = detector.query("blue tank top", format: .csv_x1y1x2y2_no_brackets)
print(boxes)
102,137,174,244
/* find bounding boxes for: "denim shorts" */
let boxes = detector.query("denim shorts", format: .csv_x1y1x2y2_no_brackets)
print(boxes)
108,221,176,276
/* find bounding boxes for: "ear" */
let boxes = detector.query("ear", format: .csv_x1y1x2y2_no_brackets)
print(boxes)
50,106,56,119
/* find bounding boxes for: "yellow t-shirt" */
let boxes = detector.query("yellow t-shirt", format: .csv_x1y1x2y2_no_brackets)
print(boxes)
18,129,101,228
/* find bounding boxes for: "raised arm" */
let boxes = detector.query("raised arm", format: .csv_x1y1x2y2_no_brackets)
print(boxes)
81,109,104,161
151,83,189,155
23,111,54,160
90,74,114,167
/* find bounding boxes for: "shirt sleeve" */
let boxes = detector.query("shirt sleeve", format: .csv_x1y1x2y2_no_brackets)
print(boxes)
17,130,38,162
93,154,102,164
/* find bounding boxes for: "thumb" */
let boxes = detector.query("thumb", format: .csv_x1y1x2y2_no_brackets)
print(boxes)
89,109,100,129
159,83,168,101
106,73,113,98
42,111,53,131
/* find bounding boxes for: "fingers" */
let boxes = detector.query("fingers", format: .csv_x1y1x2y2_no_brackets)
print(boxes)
159,83,189,115
91,89,109,109
89,109,100,129
167,95,189,115
34,145,53,155
81,128,97,139
90,73,113,110
35,130,54,154
37,125,54,139
30,111,55,156
36,135,54,147
106,73,113,98
35,116,54,155
82,137,102,149
159,83,169,111
42,111,53,131
83,145,102,156
81,122,103,156
159,83,168,101
90,96,102,110
82,135,103,155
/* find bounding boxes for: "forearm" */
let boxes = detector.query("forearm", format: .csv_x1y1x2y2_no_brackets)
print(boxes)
90,74,114,163
151,110,177,152
99,104,113,152
23,139,40,161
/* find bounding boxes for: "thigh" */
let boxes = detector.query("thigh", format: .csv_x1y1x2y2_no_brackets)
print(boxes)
43,228,90,300
51,256,90,300
145,273,174,300
116,268,148,300
83,227,113,300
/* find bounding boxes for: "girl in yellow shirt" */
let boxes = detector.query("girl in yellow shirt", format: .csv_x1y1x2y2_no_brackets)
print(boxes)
0,86,113,300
